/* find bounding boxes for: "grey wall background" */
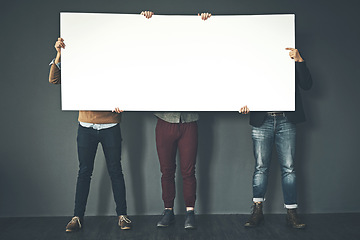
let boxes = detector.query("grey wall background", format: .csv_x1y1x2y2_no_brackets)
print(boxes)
1,0,360,217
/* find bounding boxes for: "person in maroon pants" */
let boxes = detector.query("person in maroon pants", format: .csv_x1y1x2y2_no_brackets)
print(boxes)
142,11,211,229
155,112,199,229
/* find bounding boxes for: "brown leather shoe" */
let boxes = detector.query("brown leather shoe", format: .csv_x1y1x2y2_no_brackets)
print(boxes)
286,209,306,229
118,215,132,230
244,202,264,227
65,216,82,232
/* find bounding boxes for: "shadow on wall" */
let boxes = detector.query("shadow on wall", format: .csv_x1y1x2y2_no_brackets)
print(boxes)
197,112,215,214
296,64,321,213
121,112,149,215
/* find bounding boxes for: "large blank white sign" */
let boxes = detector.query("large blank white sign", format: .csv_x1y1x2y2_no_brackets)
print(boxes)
60,13,295,111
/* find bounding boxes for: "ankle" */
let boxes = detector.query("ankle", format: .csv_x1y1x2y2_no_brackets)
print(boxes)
287,208,298,213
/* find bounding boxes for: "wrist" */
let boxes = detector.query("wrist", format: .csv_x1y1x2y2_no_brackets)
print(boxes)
55,54,61,64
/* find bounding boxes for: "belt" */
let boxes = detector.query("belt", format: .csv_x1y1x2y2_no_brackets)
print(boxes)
267,112,285,117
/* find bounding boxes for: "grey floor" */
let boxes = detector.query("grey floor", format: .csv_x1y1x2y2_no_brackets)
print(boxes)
1,213,359,240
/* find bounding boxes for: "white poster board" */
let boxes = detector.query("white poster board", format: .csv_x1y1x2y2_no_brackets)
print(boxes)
60,13,295,111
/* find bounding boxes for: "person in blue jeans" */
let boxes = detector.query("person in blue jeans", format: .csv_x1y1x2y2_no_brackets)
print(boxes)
240,48,312,229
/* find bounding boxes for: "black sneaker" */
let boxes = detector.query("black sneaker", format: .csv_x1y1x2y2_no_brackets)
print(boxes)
244,202,264,228
184,210,196,229
157,209,175,227
65,216,82,232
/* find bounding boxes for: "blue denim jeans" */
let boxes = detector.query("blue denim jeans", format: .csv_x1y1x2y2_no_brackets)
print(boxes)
74,124,127,217
251,115,298,208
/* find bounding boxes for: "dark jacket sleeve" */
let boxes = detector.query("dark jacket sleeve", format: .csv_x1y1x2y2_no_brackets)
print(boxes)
49,64,61,84
296,61,312,90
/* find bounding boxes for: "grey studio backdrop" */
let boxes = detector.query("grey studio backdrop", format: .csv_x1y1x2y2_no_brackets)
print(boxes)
1,0,360,217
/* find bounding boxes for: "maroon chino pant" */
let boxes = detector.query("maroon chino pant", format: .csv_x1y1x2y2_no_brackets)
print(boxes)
155,118,198,208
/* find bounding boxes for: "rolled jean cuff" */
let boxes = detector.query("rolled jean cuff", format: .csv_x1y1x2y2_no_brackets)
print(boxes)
253,198,265,202
284,204,298,209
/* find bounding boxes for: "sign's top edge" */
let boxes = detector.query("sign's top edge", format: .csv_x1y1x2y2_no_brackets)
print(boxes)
60,12,295,17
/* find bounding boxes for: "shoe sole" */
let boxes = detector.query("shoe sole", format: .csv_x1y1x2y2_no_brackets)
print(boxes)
244,219,264,228
119,222,132,230
65,228,81,232
287,222,306,229
184,225,196,230
291,226,306,229
157,224,169,228
244,224,256,228
157,220,175,228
